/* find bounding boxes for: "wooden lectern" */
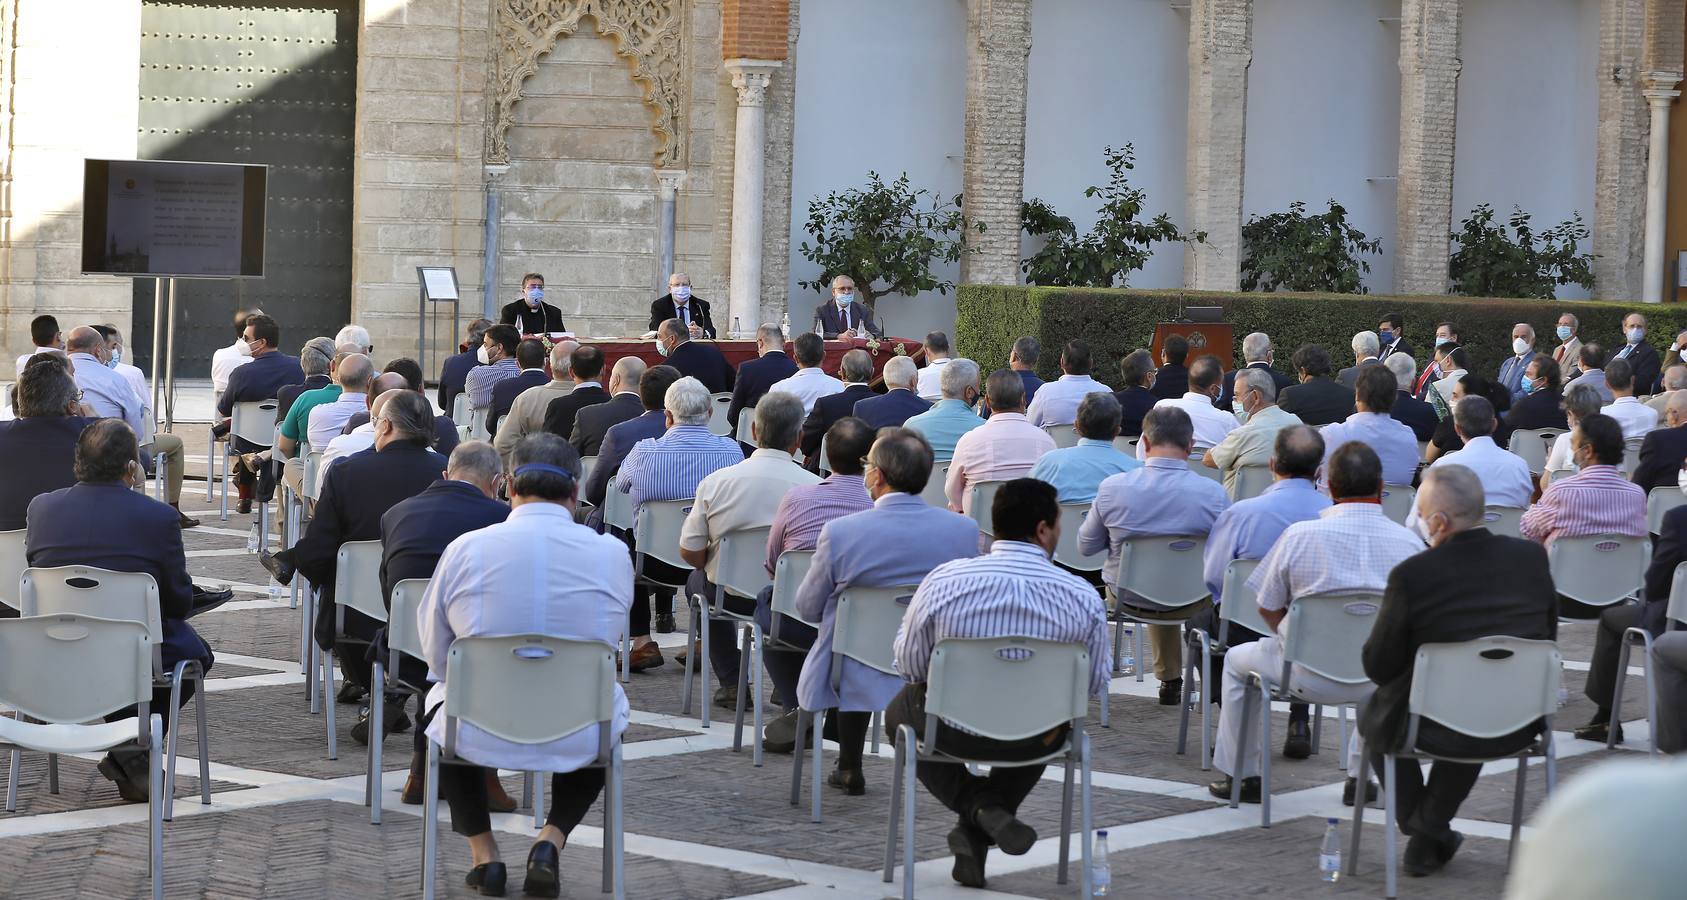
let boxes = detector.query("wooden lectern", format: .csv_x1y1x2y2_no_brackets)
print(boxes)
1150,322,1234,372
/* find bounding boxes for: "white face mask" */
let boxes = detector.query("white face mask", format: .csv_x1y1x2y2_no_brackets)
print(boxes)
672,285,691,301
1231,396,1250,424
1678,467,1687,496
1414,513,1437,544
236,338,253,358
1512,338,1531,356
476,345,490,365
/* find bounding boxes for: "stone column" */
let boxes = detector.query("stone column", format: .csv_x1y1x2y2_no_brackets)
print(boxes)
1183,0,1253,291
655,169,688,297
1394,0,1462,295
481,165,508,322
959,0,1033,286
1643,74,1682,302
1595,0,1648,300
725,59,781,331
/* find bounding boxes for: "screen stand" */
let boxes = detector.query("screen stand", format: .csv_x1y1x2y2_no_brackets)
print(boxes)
162,278,178,432
149,277,165,424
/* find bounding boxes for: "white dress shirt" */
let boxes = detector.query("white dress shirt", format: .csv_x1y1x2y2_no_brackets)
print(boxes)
307,392,368,448
14,347,64,377
210,338,253,393
765,367,846,415
1137,393,1240,457
1602,396,1659,441
1025,374,1111,426
419,502,632,773
317,423,375,493
1410,435,1535,523
917,357,952,402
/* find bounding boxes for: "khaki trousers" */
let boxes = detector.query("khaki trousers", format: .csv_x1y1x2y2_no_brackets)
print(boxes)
144,433,186,504
1109,589,1212,681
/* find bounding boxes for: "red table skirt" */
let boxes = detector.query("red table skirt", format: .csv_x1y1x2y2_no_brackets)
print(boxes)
529,336,929,385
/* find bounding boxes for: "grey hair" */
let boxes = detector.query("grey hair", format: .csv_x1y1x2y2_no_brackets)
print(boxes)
882,356,918,390
1242,332,1272,363
300,337,337,376
447,440,502,484
869,427,935,494
1236,367,1276,403
754,391,806,450
550,339,577,375
337,353,375,391
658,318,687,342
1010,336,1041,366
609,354,646,391
1558,312,1579,330
1120,349,1155,387
1664,365,1687,392
756,323,784,347
1452,395,1496,438
383,390,436,445
1074,392,1122,440
1383,352,1417,391
1514,322,1535,343
1563,383,1604,422
839,349,874,384
1421,464,1485,530
984,368,1025,412
466,318,493,346
15,358,79,417
335,324,371,351
1142,405,1194,453
940,358,980,400
665,376,712,425
1352,330,1380,358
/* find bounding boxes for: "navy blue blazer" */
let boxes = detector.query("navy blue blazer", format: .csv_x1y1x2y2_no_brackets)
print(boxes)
982,370,1045,418
0,416,95,531
572,392,644,458
437,349,480,412
26,482,211,669
1391,391,1440,443
1615,342,1663,396
1150,364,1189,400
542,385,610,445
1112,386,1158,437
278,374,331,422
729,351,798,431
801,383,875,466
583,409,665,510
488,369,548,436
852,388,930,431
666,340,735,395
220,351,304,452
296,442,449,649
379,480,509,605
813,301,883,339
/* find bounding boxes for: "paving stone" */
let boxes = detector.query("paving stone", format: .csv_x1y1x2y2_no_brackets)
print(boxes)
0,753,250,817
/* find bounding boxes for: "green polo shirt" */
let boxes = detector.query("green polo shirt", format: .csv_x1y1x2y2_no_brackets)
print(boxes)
279,384,342,455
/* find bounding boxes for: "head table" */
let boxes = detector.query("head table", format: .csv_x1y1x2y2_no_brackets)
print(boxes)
525,335,931,387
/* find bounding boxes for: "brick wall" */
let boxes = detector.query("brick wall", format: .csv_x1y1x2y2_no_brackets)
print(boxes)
722,0,790,60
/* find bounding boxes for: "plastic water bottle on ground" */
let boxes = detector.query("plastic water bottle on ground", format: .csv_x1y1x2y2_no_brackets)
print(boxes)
1319,817,1342,882
1090,829,1111,896
246,523,259,552
268,579,283,600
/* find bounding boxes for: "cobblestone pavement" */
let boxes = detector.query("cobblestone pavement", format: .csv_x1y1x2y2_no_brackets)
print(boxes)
0,429,1657,898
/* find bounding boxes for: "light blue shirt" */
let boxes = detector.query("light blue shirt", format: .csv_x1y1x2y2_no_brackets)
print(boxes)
1029,437,1142,504
615,424,744,520
1200,478,1331,606
903,398,985,461
69,352,144,433
1318,411,1422,486
1025,373,1111,426
1079,456,1231,590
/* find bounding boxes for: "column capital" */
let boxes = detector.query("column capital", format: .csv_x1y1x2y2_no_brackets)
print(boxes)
1644,70,1683,104
725,59,782,107
655,169,688,200
483,163,510,182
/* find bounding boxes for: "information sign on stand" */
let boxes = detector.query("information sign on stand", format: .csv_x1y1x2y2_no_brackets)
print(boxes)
417,266,461,383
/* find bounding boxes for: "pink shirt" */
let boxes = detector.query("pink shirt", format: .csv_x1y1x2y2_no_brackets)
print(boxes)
944,412,1057,513
1519,464,1647,546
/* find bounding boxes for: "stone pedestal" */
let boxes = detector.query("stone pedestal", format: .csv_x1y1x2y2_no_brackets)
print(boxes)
725,59,781,333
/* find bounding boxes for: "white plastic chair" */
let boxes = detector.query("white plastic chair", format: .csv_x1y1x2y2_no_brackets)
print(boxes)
450,393,469,426
319,540,384,762
1109,536,1210,685
711,527,774,766
1608,561,1687,757
967,479,1008,538
302,449,325,503
579,455,598,489
1043,423,1080,449
1480,505,1526,539
1186,458,1223,484
421,635,624,900
603,484,634,534
1647,486,1686,535
816,435,832,476
632,499,704,719
1231,592,1381,826
1347,637,1561,898
1548,533,1650,613
1178,558,1268,768
0,529,24,612
735,411,755,446
1621,436,1645,477
767,551,819,648
0,614,164,900
19,566,211,821
1379,483,1415,525
1051,504,1104,572
1113,435,1140,455
881,637,1095,900
791,583,918,823
372,577,430,825
1230,464,1272,501
223,398,279,522
707,392,733,436
1509,427,1564,475
919,465,949,507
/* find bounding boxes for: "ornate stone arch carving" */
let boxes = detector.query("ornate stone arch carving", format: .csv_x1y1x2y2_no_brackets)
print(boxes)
488,0,687,168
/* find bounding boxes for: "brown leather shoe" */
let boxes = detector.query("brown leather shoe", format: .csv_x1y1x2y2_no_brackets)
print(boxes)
673,639,703,668
487,771,518,814
401,775,426,806
622,642,663,673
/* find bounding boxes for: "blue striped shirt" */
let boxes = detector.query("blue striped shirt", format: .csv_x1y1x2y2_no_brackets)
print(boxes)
615,423,744,515
895,541,1112,701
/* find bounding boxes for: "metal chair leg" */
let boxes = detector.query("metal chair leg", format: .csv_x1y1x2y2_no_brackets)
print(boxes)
324,645,338,760
194,667,210,806
698,600,712,728
883,727,904,884
1507,756,1528,869
901,723,918,900
422,742,439,900
1610,638,1633,750
1057,756,1074,884
1133,623,1146,683
369,663,383,823
810,708,825,823
789,709,808,806
1259,683,1273,828
732,626,751,754
680,605,697,716
1230,681,1255,809
1384,752,1399,899
1345,738,1369,876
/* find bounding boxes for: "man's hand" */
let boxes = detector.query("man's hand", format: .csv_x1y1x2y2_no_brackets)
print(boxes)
688,322,703,340
838,327,856,340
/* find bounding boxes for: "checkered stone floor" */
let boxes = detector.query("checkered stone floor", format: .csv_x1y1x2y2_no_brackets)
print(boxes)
0,434,1662,898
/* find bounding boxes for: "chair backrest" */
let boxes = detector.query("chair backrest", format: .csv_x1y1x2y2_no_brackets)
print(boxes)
925,637,1089,742
387,578,431,662
768,550,818,627
1548,533,1649,607
579,455,598,487
1230,465,1272,501
333,539,387,624
632,497,694,571
1118,536,1210,609
707,392,733,436
713,526,773,603
1051,503,1105,572
0,528,24,611
1621,436,1645,477
1113,435,1139,456
1280,592,1383,685
303,449,325,501
0,614,152,725
1186,458,1223,484
1408,637,1561,741
604,484,634,532
1480,505,1526,539
1043,423,1080,449
442,635,615,752
832,584,920,679
230,399,280,448
451,392,469,425
1379,483,1415,524
816,435,832,475
20,566,163,646
968,480,1007,537
920,465,950,507
1510,428,1561,474
1219,558,1269,637
1648,486,1686,535
735,411,755,445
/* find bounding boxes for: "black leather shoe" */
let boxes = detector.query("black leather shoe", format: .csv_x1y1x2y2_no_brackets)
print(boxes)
761,710,808,754
1158,678,1183,706
523,841,560,898
465,861,507,896
176,509,201,529
258,549,295,586
350,700,412,746
1573,720,1623,743
1343,777,1378,807
336,681,367,705
654,613,677,633
827,766,866,796
974,805,1036,855
189,586,235,617
947,824,989,888
96,754,149,803
237,498,252,515
1282,719,1312,760
713,684,737,710
1207,776,1261,803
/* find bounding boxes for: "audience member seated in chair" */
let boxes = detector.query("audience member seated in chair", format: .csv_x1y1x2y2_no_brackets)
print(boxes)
657,317,735,395
437,318,492,414
1203,367,1302,497
903,356,984,463
756,416,876,752
25,419,214,801
886,477,1109,889
569,355,645,459
728,324,797,435
1412,396,1534,515
487,338,549,436
1026,339,1110,427
795,428,979,794
1142,355,1239,456
0,356,97,532
1318,365,1421,486
377,441,513,808
1206,441,1423,805
800,350,877,470
852,356,930,431
1028,392,1139,505
945,369,1056,516
1111,349,1160,438
767,333,845,416
541,344,611,448
1080,405,1230,705
1505,356,1570,433
463,324,521,416
66,325,194,527
217,313,304,512
1520,414,1646,616
492,340,577,461
1382,353,1439,443
1359,464,1557,878
417,433,632,898
1630,390,1687,492
677,392,820,709
1277,344,1354,427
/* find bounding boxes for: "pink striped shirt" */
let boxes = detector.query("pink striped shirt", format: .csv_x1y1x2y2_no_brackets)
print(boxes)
1519,464,1647,546
763,474,874,575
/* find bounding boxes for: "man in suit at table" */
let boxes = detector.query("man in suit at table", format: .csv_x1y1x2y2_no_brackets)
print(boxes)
487,338,548,436
541,345,610,445
1217,332,1295,409
799,348,875,470
25,419,214,802
729,324,798,434
1360,464,1556,878
649,272,717,339
813,274,883,339
853,356,931,431
570,355,646,459
1629,391,1687,492
657,317,735,394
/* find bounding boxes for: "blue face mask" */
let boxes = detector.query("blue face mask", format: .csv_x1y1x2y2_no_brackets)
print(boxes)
106,347,121,369
1520,377,1536,395
836,293,853,308
525,287,544,305
1378,329,1393,344
1434,336,1451,348
1556,325,1573,341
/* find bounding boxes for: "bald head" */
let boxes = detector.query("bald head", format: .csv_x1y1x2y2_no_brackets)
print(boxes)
369,389,398,419
608,355,647,394
337,353,375,392
1667,389,1687,428
1419,464,1485,543
367,372,410,410
66,326,105,355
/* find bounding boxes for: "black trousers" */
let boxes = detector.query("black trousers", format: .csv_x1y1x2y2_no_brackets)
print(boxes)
1370,752,1481,843
440,761,604,837
1584,602,1654,710
107,679,199,769
627,544,679,639
754,585,816,710
884,683,1064,826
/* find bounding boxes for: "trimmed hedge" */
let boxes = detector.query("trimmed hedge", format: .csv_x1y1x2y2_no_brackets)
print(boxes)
954,286,1687,389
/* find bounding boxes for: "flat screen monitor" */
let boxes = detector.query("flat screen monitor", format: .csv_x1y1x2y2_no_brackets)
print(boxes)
81,159,267,278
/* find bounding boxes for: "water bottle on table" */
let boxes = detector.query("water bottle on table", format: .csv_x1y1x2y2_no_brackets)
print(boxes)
1090,829,1111,895
1319,817,1342,882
